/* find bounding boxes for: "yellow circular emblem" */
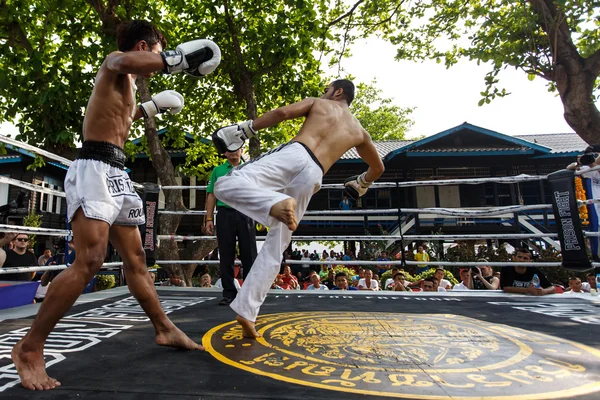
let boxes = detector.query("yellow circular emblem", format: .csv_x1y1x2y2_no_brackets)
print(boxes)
204,312,600,399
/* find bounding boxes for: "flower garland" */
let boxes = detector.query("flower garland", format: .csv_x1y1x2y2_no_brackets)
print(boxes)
575,176,589,225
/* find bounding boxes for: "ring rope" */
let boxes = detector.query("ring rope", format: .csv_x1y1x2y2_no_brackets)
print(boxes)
2,225,597,241
0,134,73,166
0,176,67,198
157,233,572,241
157,166,600,191
3,259,599,274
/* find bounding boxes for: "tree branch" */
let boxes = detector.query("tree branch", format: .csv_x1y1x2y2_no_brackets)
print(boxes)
585,48,600,77
328,0,364,27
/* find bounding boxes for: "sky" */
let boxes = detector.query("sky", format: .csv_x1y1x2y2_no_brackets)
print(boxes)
333,37,577,139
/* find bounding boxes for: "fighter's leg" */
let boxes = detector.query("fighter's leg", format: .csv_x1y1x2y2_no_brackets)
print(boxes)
230,171,318,337
108,224,203,350
12,208,109,390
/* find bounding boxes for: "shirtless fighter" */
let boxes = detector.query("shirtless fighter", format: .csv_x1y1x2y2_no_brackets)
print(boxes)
212,79,385,337
11,20,220,390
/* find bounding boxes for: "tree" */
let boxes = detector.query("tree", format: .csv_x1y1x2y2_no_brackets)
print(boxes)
351,80,413,140
327,0,600,144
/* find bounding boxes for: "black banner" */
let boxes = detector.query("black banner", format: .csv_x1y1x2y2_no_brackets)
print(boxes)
139,183,160,267
547,170,591,271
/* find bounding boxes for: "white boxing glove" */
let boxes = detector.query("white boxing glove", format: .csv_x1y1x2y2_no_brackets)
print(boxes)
344,172,373,200
161,39,221,77
212,120,256,154
140,90,184,119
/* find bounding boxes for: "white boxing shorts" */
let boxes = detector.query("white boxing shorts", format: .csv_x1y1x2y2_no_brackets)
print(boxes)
65,141,144,226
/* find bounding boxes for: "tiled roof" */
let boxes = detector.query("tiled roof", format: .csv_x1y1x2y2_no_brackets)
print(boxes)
515,133,588,153
340,140,413,159
341,132,586,160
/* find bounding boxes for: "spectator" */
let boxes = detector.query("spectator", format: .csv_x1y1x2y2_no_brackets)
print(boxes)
384,268,402,289
376,251,391,275
352,267,365,286
339,194,352,210
327,250,337,263
584,273,596,292
433,268,452,290
421,277,436,292
452,269,470,291
162,275,186,287
415,246,430,274
358,269,379,291
300,250,312,279
322,269,336,290
563,277,587,295
310,250,319,261
468,260,500,290
332,272,358,291
318,264,330,281
278,265,299,290
307,273,329,290
271,277,284,290
38,248,52,267
0,232,17,268
199,273,213,288
389,273,410,291
500,248,556,296
2,234,38,281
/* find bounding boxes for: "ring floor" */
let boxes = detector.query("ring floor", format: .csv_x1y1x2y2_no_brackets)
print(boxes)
1,287,600,400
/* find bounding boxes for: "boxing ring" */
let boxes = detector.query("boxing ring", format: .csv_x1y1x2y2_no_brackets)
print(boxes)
1,134,600,399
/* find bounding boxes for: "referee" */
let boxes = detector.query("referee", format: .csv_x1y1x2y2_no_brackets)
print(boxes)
205,148,257,305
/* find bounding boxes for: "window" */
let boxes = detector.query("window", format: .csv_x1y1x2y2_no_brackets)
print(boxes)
38,176,63,214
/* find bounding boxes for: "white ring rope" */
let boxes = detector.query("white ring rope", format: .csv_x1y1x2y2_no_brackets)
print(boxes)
157,166,600,191
1,224,597,242
3,258,599,274
0,224,70,236
157,233,569,241
0,134,73,166
0,176,67,198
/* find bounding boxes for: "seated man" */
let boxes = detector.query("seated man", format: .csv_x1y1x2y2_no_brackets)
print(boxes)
278,265,298,290
452,269,470,291
421,277,436,292
332,272,358,291
433,268,452,290
563,277,588,295
357,269,379,291
388,273,411,292
306,272,328,290
500,248,556,296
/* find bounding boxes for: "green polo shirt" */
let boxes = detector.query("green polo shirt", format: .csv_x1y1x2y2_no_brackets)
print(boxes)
206,160,239,208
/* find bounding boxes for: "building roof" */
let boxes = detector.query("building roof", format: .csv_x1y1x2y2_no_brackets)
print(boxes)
340,123,587,161
514,133,588,154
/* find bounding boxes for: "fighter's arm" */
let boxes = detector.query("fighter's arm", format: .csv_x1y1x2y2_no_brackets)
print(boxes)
355,130,385,182
252,98,317,130
212,98,317,154
105,51,165,76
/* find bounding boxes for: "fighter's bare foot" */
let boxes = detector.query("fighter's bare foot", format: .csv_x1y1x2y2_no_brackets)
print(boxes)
270,198,298,231
156,327,204,351
11,340,61,390
236,315,261,339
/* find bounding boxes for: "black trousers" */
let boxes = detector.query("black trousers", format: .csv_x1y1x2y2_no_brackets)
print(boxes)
216,206,257,299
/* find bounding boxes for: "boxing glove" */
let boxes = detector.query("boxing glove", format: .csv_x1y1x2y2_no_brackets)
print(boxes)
161,39,221,76
212,120,256,154
344,172,373,200
140,90,184,118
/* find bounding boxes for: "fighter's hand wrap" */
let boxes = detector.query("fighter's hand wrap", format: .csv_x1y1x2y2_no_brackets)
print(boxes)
344,172,373,200
212,120,256,154
161,39,221,76
140,90,184,119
